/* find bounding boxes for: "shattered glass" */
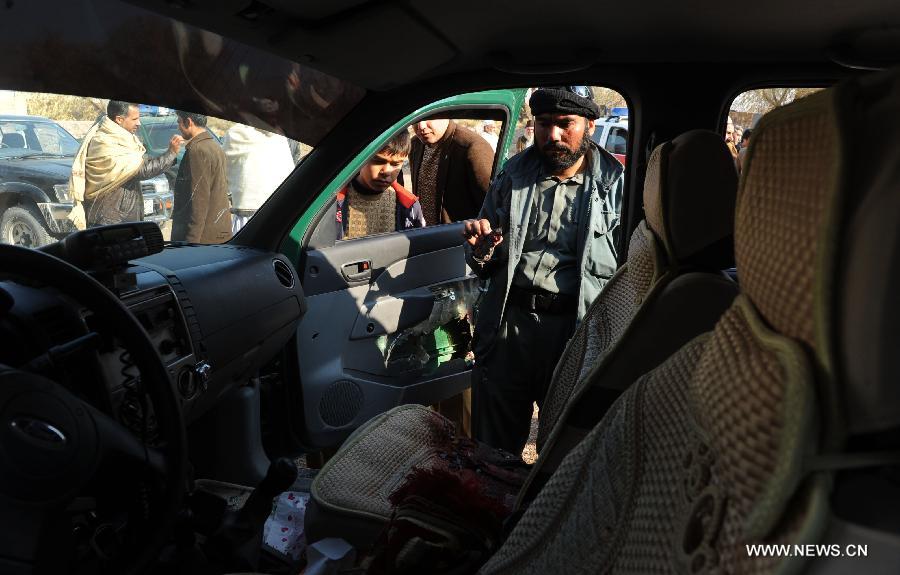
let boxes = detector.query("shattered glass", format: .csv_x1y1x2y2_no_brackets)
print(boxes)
377,280,482,375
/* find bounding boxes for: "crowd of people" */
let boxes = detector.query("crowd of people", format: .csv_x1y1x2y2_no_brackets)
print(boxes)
725,115,753,174
67,95,558,251
74,89,746,458
76,89,623,454
331,86,624,454
68,100,296,242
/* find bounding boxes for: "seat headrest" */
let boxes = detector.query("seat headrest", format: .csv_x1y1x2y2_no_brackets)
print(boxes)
1,132,26,148
735,92,835,357
643,130,738,269
737,72,900,436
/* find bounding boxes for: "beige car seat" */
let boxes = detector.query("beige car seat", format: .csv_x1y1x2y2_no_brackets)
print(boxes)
529,128,743,494
479,70,900,574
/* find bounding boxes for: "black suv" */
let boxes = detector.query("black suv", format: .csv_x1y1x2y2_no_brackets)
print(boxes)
0,114,173,247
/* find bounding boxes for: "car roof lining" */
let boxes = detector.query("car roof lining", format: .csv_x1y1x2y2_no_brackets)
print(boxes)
121,0,900,90
0,0,881,256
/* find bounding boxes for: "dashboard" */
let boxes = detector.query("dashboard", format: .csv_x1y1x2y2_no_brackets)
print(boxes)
0,223,310,573
125,245,306,423
1,234,306,433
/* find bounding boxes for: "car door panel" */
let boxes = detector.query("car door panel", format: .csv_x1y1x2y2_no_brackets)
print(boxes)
295,222,481,447
350,291,437,340
302,224,469,295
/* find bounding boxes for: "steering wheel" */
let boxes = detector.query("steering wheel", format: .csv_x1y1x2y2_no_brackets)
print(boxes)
0,245,187,574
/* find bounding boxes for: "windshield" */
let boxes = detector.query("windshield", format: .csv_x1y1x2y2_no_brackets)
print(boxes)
0,0,365,146
0,0,366,249
143,118,183,152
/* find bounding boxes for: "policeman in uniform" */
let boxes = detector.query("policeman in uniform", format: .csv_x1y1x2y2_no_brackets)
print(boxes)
463,86,624,455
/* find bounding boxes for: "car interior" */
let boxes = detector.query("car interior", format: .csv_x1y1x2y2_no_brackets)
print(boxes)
0,1,899,574
1,133,27,149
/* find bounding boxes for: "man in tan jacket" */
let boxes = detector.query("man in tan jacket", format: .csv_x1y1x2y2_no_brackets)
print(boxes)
70,100,181,229
171,111,232,243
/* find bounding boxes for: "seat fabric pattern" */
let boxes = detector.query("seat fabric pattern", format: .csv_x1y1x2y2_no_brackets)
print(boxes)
312,404,456,521
481,299,822,574
537,129,738,451
481,335,710,574
735,92,836,353
641,137,667,251
537,220,663,449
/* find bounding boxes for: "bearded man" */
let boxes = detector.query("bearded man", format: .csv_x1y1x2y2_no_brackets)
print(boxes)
462,86,624,456
69,100,182,229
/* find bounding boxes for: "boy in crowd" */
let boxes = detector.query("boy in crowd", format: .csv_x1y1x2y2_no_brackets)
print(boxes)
336,131,426,239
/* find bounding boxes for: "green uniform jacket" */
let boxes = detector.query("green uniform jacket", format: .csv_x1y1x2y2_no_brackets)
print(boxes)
466,142,623,357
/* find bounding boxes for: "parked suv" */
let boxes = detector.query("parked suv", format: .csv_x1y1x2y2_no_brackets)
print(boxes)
592,115,628,166
0,114,173,247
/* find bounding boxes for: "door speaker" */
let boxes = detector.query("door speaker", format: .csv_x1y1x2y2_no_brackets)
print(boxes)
318,380,363,427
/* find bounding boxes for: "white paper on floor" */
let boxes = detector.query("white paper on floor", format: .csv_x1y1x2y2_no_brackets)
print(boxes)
262,490,310,561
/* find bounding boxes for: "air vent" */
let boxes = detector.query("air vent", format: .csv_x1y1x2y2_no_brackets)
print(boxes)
273,259,294,288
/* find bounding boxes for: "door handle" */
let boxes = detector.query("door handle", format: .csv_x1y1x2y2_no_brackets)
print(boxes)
341,260,372,282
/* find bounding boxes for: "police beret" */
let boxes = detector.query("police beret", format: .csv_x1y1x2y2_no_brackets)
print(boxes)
529,87,601,120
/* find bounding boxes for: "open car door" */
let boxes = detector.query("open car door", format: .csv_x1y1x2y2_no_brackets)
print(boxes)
281,90,526,449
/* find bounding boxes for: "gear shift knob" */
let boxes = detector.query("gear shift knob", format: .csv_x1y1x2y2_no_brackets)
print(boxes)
203,457,299,571
238,457,298,527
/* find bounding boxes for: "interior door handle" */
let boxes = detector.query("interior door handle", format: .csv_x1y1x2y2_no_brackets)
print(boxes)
341,260,372,282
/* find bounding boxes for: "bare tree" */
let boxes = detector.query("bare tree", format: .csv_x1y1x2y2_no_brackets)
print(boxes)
592,87,626,116
733,87,822,115
25,92,105,121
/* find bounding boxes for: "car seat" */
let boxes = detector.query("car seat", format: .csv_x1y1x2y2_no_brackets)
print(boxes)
305,129,742,553
479,70,900,574
1,132,26,148
523,128,743,499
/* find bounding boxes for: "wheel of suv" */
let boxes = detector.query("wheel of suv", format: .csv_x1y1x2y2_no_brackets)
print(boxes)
0,204,52,247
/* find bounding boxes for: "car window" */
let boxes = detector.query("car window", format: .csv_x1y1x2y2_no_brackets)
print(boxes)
605,127,628,155
144,118,181,151
0,2,364,250
402,118,504,227
727,87,824,175
582,87,628,166
305,86,628,247
33,123,79,155
306,113,507,245
0,90,316,248
0,123,29,154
